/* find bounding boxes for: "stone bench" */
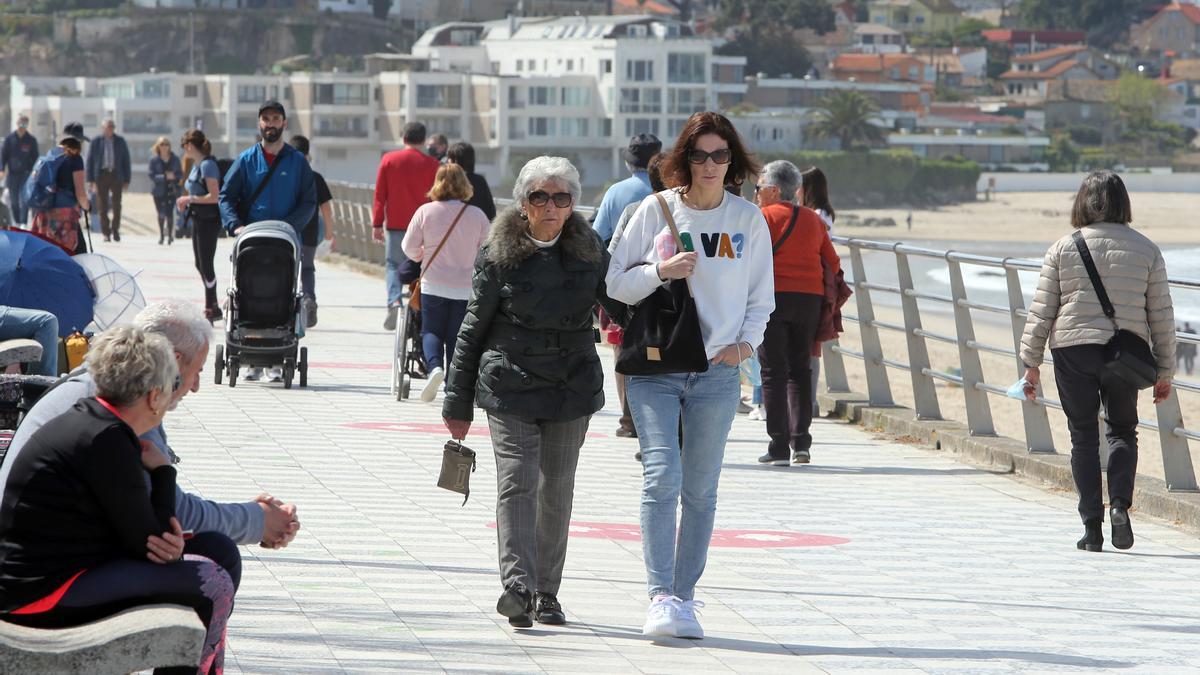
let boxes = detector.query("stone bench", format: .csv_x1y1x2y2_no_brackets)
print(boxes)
0,604,204,674
0,339,42,371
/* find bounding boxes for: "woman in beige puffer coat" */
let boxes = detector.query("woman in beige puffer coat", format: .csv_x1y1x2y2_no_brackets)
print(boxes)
1019,170,1175,554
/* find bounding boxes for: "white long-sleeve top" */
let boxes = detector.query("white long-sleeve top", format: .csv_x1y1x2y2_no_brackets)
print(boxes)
606,189,775,359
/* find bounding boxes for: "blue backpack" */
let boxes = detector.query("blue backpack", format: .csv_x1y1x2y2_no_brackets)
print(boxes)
22,148,73,211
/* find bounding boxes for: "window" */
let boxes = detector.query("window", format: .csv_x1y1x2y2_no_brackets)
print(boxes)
909,66,918,79
1080,104,1091,119
508,86,525,108
601,59,613,75
423,116,462,137
600,118,612,138
625,118,660,136
528,86,555,106
180,115,193,130
528,59,536,71
915,14,925,24
668,54,705,83
236,114,259,134
561,118,589,137
626,59,654,82
317,115,368,138
516,60,524,72
668,88,706,114
668,117,688,137
561,86,591,107
416,84,462,109
184,84,198,98
237,84,267,104
315,83,369,105
629,24,648,38
619,87,662,113
528,117,556,137
508,117,525,139
491,61,500,74
566,60,574,72
122,111,171,134
101,82,134,98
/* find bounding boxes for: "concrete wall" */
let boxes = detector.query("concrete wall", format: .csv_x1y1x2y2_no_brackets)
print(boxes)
979,171,1200,193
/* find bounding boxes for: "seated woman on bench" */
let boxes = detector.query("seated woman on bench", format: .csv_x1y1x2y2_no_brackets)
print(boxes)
0,325,237,674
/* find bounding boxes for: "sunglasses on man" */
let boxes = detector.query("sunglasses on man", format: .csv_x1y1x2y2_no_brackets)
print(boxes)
527,191,573,208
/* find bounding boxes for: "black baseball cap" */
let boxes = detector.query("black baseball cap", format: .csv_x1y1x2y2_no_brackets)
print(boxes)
258,100,287,119
622,133,662,168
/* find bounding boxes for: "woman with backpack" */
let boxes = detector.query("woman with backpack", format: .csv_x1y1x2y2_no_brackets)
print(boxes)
177,129,224,323
148,136,182,245
28,125,89,253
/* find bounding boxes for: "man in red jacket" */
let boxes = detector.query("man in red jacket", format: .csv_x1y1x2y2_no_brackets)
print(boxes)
756,160,840,467
373,122,440,330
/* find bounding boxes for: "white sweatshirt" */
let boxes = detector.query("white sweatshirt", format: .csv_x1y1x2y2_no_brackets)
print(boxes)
606,189,775,359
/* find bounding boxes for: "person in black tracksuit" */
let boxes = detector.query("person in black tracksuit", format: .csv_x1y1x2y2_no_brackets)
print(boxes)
178,129,225,323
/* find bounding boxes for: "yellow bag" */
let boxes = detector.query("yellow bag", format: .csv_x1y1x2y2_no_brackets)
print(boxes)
64,331,89,371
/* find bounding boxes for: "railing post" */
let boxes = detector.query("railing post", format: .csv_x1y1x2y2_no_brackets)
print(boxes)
1156,389,1200,492
946,258,994,435
894,250,941,420
822,339,850,393
1004,267,1055,453
848,243,893,406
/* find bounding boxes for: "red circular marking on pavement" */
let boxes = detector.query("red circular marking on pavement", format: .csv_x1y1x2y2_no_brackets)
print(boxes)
486,521,848,548
343,421,604,439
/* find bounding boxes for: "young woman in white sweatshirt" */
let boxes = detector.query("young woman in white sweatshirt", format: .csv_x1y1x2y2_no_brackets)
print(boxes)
606,112,775,640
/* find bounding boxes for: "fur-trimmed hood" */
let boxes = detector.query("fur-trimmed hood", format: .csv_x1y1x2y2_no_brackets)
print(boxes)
484,206,603,269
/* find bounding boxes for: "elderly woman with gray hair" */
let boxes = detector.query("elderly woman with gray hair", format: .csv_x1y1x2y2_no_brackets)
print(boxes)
0,325,236,673
754,160,840,466
443,156,622,629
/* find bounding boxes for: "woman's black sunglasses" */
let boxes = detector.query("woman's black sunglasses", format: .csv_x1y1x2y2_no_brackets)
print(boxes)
687,148,732,165
528,191,573,208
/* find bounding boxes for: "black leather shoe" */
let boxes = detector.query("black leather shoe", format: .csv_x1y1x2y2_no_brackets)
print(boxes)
1077,519,1103,552
758,453,789,466
1110,506,1134,550
534,593,566,625
497,583,533,626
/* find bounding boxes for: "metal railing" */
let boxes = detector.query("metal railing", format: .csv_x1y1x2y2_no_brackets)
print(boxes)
822,235,1200,493
325,180,1200,493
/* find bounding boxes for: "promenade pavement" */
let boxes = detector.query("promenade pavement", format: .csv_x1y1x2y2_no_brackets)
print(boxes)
103,203,1200,674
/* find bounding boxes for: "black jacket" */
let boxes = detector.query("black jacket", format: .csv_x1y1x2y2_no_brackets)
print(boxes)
0,398,176,613
466,172,496,222
443,207,623,423
86,134,132,184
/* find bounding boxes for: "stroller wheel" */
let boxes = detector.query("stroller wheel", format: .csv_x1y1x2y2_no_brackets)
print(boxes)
228,358,239,388
283,359,295,389
214,345,224,385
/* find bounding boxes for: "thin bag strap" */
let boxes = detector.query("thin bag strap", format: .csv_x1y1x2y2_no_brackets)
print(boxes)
1071,230,1120,332
654,193,694,297
772,205,800,254
417,203,471,284
239,145,285,223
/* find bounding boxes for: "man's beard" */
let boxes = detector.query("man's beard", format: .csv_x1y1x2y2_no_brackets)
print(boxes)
261,127,282,143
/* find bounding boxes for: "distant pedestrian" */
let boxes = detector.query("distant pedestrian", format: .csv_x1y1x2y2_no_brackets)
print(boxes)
1,113,39,227
148,136,182,245
289,135,335,328
907,211,913,231
29,123,90,253
592,133,662,247
1181,322,1196,375
1020,170,1175,553
372,122,439,331
85,119,131,242
178,129,224,323
800,165,836,413
446,141,496,221
218,100,317,382
754,160,839,467
401,163,490,402
426,133,449,162
607,112,773,639
442,157,622,629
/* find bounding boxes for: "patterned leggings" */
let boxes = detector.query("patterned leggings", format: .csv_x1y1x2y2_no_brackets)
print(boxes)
4,532,240,675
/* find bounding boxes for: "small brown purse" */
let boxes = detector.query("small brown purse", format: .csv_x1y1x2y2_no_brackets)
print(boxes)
437,439,477,505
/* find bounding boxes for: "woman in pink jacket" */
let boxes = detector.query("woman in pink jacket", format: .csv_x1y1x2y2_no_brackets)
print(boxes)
402,164,491,401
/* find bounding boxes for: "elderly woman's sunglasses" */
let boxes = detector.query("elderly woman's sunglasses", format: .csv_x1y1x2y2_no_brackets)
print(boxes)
687,148,732,165
528,191,572,208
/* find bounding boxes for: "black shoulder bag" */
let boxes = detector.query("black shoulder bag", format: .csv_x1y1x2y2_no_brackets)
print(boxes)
616,194,709,376
1071,230,1158,389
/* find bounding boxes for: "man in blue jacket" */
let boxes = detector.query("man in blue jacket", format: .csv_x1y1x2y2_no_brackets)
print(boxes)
85,119,132,242
0,114,39,227
591,133,661,246
219,100,316,238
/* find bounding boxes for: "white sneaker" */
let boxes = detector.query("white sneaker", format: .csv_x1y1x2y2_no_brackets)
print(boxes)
748,405,766,421
243,367,263,381
673,599,705,639
642,595,679,637
421,367,445,402
266,367,284,382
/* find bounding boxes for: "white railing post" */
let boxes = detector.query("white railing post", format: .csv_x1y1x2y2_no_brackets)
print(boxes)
822,340,850,393
1157,389,1199,492
895,250,941,420
1004,267,1055,453
848,243,894,406
946,258,995,436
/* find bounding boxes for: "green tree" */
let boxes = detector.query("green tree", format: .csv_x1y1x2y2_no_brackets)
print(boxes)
953,18,994,47
1045,134,1080,171
806,90,888,151
1016,0,1141,46
714,0,836,77
1110,72,1169,131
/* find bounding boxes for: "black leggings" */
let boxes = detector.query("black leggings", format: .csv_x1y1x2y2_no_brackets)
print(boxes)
3,532,240,674
154,196,176,240
192,209,222,310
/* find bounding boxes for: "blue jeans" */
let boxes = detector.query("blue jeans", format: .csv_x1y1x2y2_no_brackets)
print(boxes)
627,363,740,600
385,229,409,306
5,173,29,225
420,293,467,372
0,306,59,375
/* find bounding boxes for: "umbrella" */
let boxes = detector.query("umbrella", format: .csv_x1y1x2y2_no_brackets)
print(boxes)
73,253,146,332
0,230,94,337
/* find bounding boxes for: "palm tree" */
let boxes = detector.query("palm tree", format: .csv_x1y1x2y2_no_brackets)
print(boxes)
806,90,888,151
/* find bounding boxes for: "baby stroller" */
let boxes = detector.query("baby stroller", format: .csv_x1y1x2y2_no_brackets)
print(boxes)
389,261,428,400
213,221,309,389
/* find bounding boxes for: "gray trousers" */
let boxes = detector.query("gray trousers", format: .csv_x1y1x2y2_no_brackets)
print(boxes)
488,411,589,596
